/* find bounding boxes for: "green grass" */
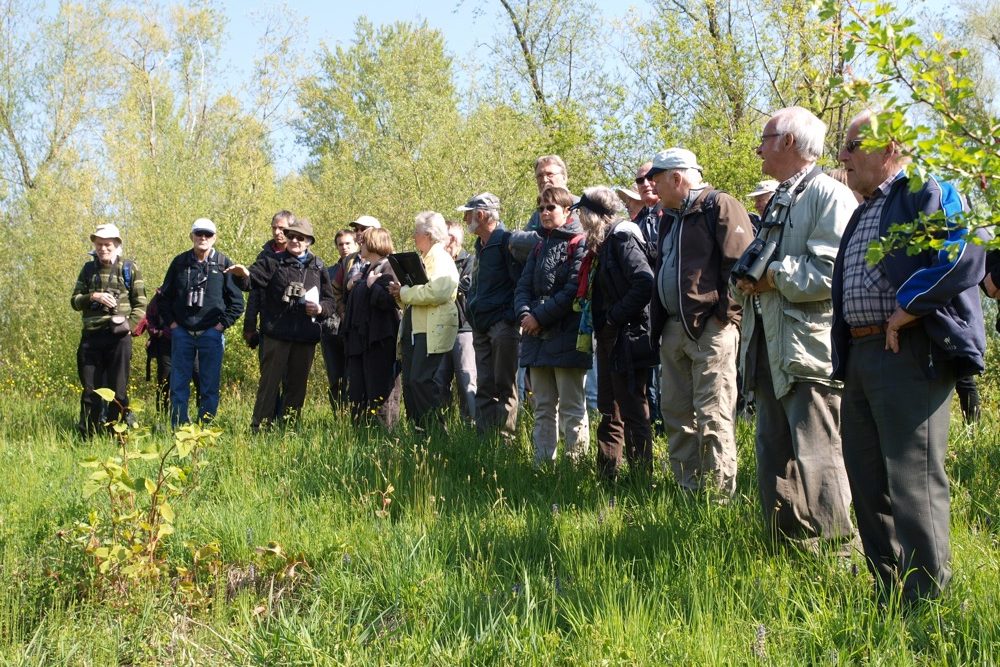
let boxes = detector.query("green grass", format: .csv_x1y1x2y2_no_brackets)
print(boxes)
1,383,999,665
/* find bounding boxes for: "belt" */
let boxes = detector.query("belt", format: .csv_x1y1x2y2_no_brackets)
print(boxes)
849,321,916,339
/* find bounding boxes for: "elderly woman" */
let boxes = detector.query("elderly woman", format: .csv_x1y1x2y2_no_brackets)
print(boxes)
574,186,655,482
388,211,459,428
515,186,591,465
71,223,147,436
226,218,336,432
342,228,402,428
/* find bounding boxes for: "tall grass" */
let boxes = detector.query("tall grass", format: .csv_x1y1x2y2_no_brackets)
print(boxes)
1,384,998,665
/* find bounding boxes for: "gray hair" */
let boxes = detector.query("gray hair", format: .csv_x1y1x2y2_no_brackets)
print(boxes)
414,210,449,244
535,154,567,178
445,219,465,246
772,106,826,161
577,186,626,251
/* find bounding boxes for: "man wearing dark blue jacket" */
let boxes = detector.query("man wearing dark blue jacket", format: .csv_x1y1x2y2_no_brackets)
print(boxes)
833,111,986,604
160,218,245,425
461,192,524,437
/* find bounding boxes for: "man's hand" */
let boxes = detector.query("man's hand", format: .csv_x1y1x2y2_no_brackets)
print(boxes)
985,273,999,299
304,302,321,317
521,313,541,336
387,281,402,299
90,292,118,309
885,307,919,353
224,264,249,279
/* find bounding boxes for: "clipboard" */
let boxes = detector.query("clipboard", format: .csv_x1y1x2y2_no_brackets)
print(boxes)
388,252,428,286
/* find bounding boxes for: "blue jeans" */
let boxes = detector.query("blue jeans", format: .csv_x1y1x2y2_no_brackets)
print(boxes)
170,326,224,426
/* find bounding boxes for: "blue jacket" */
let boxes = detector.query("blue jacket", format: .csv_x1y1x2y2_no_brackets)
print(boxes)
831,174,986,380
467,224,523,331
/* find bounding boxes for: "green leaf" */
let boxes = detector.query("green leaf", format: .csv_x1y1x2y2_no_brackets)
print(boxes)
159,502,175,523
144,478,157,494
94,388,116,402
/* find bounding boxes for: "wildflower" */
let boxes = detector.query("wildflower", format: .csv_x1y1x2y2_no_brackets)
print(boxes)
551,503,559,516
342,552,352,566
752,623,767,659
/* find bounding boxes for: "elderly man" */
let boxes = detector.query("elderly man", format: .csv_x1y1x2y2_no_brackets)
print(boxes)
159,218,245,426
460,192,523,436
71,223,147,435
648,148,752,496
524,155,570,233
633,160,662,255
833,110,986,603
733,106,858,547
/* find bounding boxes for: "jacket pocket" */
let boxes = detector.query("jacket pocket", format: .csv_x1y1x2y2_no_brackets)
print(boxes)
780,301,834,380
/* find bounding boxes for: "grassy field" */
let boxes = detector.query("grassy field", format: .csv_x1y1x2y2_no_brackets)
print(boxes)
1,378,999,665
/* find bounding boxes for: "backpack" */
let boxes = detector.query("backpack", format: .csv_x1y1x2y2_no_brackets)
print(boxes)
82,257,135,292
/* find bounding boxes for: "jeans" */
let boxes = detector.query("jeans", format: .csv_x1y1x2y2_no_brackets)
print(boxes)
170,326,224,425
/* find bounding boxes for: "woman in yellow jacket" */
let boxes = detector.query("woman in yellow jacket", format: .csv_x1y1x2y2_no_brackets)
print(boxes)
388,211,459,428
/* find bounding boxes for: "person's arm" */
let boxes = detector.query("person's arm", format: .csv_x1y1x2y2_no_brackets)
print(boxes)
220,257,245,328
158,257,180,328
127,262,148,329
399,252,459,307
70,265,91,311
532,239,586,328
606,230,654,326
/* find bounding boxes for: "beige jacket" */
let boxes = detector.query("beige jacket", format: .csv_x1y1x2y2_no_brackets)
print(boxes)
399,242,459,355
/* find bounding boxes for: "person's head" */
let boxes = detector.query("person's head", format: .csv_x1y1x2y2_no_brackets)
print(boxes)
283,218,315,257
634,161,659,206
645,148,704,209
535,155,568,192
456,192,501,238
413,211,448,254
614,186,645,220
444,220,465,258
90,223,123,266
837,110,909,198
271,210,293,249
334,229,357,258
574,186,625,251
757,106,826,181
537,186,575,231
361,227,393,261
746,179,778,217
190,218,217,256
349,215,381,237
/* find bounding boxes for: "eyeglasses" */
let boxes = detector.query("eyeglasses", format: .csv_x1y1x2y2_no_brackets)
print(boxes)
193,230,215,238
537,204,561,212
285,232,307,242
843,139,863,153
635,175,652,184
760,132,781,142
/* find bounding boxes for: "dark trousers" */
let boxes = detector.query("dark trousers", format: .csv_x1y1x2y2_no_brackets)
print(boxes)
251,335,316,429
841,328,955,602
595,324,652,480
347,339,401,429
472,320,520,435
77,331,132,435
400,314,444,427
320,334,349,411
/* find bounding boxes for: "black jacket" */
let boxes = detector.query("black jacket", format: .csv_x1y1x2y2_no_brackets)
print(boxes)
240,251,336,344
342,258,400,355
514,219,591,369
243,241,283,335
160,249,245,331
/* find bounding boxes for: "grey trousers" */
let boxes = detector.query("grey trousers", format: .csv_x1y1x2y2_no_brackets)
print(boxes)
434,330,477,421
752,335,854,542
841,328,955,602
472,320,520,435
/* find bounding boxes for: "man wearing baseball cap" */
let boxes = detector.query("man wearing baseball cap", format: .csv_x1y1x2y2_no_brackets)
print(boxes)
647,147,753,497
158,218,245,426
459,192,524,437
746,178,779,228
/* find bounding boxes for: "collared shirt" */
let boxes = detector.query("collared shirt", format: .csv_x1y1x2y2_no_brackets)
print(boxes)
840,172,904,327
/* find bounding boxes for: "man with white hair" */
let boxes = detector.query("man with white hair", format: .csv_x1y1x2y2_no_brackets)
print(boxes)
71,223,148,435
733,106,858,547
648,148,752,496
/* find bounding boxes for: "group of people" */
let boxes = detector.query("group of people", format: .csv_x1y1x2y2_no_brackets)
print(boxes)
72,105,999,608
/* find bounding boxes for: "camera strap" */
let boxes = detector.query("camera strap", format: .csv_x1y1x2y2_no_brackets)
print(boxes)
756,165,824,252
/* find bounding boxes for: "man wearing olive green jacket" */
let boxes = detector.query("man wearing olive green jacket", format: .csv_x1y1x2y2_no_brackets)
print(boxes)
389,211,460,428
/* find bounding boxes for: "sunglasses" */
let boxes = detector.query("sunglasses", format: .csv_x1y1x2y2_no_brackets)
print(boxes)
843,139,864,153
537,204,562,212
193,230,215,238
634,175,651,184
285,232,307,242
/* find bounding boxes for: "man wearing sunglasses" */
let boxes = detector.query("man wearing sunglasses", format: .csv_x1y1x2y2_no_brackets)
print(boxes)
158,218,245,426
832,110,986,605
732,106,858,552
